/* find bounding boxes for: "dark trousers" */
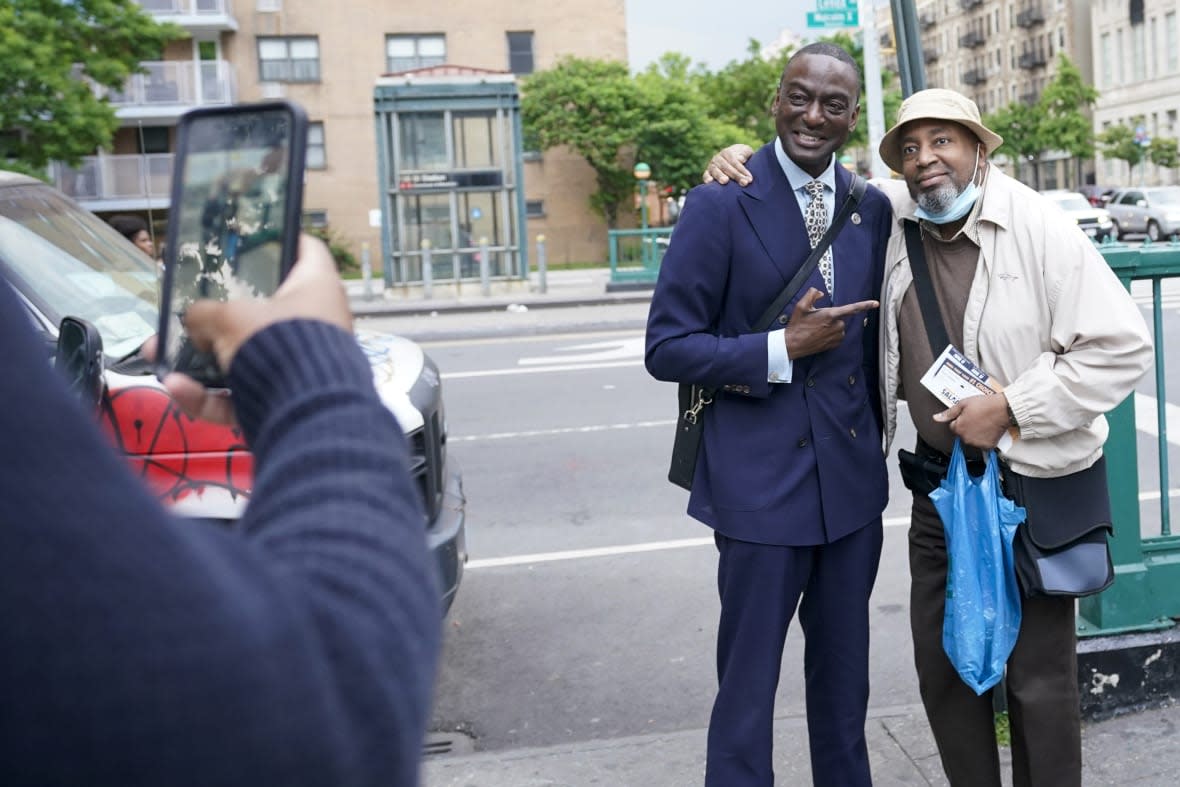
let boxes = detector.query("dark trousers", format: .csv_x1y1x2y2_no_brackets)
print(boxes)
705,522,883,787
910,492,1081,787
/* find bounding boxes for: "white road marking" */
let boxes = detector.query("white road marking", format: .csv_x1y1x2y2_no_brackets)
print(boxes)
467,489,1180,570
1135,393,1180,447
517,337,645,366
441,360,644,380
449,420,673,443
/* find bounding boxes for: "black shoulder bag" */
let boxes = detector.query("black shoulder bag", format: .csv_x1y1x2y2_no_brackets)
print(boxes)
668,174,867,490
901,220,1114,598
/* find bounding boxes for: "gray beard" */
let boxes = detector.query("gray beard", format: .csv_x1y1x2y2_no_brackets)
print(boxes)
917,182,959,215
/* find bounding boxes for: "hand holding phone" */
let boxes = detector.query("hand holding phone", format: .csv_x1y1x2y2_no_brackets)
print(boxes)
158,100,308,387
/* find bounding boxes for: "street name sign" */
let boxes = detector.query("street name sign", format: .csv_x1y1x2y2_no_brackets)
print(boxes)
808,1,859,28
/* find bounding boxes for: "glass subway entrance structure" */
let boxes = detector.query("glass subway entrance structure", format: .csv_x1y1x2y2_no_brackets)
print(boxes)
373,68,526,288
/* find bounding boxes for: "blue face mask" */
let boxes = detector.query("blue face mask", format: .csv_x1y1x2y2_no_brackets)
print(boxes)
914,147,982,224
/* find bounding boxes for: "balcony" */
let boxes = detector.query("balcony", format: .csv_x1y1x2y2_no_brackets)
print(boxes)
92,60,237,124
1020,91,1041,105
136,0,238,34
960,0,983,9
1019,50,1048,69
51,153,174,211
1016,6,1046,28
959,30,986,48
963,68,988,85
919,13,936,29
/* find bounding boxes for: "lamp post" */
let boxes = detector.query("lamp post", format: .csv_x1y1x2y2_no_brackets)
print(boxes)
634,162,652,269
633,162,651,231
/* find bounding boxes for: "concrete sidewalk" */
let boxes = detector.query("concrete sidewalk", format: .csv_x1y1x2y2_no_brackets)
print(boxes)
422,700,1178,786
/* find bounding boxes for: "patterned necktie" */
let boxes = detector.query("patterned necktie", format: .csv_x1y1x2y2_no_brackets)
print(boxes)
803,180,833,296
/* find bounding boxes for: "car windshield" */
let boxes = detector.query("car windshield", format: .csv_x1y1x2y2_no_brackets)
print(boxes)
1148,187,1180,206
1052,195,1092,211
0,182,158,359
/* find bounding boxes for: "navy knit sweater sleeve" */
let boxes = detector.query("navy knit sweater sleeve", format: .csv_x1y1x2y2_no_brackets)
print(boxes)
0,279,441,786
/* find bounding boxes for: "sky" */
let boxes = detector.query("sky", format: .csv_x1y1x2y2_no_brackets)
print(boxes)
625,1,889,73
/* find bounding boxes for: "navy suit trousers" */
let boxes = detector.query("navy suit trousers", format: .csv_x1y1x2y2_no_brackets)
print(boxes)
706,522,883,787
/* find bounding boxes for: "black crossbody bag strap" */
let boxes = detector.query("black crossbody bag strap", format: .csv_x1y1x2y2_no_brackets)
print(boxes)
699,173,868,400
670,174,867,490
902,219,950,357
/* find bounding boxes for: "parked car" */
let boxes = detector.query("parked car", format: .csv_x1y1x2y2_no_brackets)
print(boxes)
1078,184,1118,207
0,170,465,612
1105,186,1180,241
1041,189,1115,242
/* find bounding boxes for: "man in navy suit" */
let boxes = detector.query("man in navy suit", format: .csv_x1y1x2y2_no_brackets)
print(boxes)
645,43,892,786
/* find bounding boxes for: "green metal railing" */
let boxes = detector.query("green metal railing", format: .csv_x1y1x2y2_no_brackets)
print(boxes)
1078,238,1180,636
607,227,673,284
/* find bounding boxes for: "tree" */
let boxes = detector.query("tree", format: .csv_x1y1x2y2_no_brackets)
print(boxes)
521,57,643,227
635,57,752,198
1039,54,1099,187
694,40,789,146
1148,136,1180,172
1099,123,1145,181
986,101,1049,188
0,1,182,176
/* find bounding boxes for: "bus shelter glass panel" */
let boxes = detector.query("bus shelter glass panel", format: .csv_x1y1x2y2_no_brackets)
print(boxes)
399,113,447,170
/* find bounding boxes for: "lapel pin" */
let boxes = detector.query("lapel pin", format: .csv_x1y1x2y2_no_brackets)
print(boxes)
851,212,862,225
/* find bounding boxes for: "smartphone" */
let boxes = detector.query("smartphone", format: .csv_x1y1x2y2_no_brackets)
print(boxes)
157,100,308,387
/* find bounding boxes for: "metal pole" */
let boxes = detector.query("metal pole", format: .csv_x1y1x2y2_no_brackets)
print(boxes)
420,239,433,300
535,234,548,294
860,0,890,178
479,236,491,296
890,0,926,98
361,242,374,300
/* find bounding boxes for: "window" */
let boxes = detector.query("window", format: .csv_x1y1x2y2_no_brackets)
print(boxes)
303,210,328,228
507,31,535,75
1168,13,1179,73
525,199,545,218
307,122,325,169
1101,33,1112,87
258,36,319,82
386,34,445,73
1133,24,1147,81
136,127,170,155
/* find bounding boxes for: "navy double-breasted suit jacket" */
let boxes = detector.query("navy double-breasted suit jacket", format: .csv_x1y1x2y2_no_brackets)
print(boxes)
646,144,891,546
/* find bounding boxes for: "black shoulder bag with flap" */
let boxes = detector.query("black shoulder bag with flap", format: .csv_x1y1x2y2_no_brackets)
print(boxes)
901,219,1114,598
668,174,867,490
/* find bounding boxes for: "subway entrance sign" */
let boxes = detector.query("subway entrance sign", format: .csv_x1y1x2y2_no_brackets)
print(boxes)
807,0,858,28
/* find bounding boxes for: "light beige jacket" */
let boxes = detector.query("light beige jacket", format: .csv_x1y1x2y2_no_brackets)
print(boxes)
874,169,1153,478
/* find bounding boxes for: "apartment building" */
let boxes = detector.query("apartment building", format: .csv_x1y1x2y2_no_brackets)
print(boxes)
911,0,1096,188
1092,0,1180,185
57,0,627,272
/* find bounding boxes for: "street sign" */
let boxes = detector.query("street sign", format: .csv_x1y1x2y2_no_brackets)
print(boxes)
816,0,857,10
807,9,859,28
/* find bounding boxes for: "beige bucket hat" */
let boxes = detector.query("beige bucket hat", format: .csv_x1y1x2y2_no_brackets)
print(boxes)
878,88,1004,173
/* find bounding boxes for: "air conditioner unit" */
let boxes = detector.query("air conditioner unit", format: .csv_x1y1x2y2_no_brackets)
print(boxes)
259,82,286,99
256,0,282,12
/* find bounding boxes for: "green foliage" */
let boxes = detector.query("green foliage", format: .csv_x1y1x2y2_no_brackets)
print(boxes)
1099,123,1145,174
995,712,1010,747
303,224,359,274
1040,55,1099,160
0,1,183,171
986,101,1048,182
1148,136,1180,170
694,40,788,145
521,57,643,227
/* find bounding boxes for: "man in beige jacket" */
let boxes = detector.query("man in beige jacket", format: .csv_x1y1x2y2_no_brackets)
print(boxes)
704,89,1153,787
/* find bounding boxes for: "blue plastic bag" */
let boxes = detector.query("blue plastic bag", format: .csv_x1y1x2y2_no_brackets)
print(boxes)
929,439,1025,695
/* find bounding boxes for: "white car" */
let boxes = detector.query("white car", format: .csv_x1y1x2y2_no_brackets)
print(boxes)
1041,189,1115,242
0,171,465,612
